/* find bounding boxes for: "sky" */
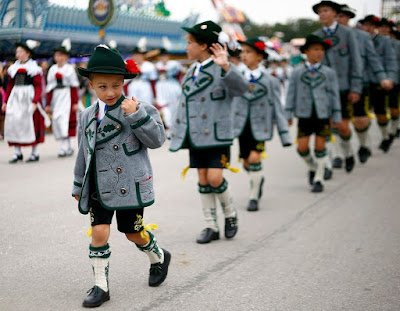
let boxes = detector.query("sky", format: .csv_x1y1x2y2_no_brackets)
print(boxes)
50,0,382,25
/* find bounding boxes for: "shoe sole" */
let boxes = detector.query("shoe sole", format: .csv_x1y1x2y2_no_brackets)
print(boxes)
149,250,171,287
196,234,220,244
82,294,110,308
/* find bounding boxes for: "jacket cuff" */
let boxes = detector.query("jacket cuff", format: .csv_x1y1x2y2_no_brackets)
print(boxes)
125,103,150,129
72,181,82,196
332,112,342,125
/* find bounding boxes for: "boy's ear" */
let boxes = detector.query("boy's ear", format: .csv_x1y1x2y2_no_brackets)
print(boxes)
88,79,94,89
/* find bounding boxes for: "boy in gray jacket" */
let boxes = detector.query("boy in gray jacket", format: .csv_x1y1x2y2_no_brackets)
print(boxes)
285,35,341,192
72,45,170,308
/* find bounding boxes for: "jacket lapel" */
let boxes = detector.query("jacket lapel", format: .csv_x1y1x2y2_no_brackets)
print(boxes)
96,96,124,145
182,61,214,98
242,73,268,102
300,66,326,89
84,105,98,154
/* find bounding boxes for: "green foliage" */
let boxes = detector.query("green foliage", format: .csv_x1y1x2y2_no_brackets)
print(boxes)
155,1,171,17
242,18,321,42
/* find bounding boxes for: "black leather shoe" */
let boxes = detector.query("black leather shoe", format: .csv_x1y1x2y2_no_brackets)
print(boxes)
247,199,258,211
379,139,391,153
345,156,355,173
308,171,315,185
26,154,39,162
332,157,343,169
323,168,332,180
196,228,219,244
258,176,265,199
311,181,324,193
82,286,110,308
396,128,400,138
9,154,23,164
225,217,238,239
149,248,171,287
358,147,371,164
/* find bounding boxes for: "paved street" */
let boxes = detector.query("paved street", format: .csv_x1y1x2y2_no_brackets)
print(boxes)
1,124,399,311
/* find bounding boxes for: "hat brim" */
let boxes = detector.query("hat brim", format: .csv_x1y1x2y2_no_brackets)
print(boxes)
15,43,33,54
300,41,331,53
182,26,216,44
312,2,341,14
53,47,70,55
340,11,355,18
78,67,138,79
238,41,269,59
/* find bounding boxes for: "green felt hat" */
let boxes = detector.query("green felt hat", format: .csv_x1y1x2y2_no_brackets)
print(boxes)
312,1,341,14
78,45,139,79
238,37,269,59
338,4,356,18
182,20,222,45
359,15,382,26
300,34,333,53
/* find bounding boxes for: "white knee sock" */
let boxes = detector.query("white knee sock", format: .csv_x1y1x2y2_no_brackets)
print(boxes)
314,150,327,183
379,123,389,140
136,231,164,264
199,184,218,231
298,149,316,171
32,145,38,156
89,244,111,292
248,162,263,200
390,118,399,136
14,146,22,156
212,179,237,218
339,135,353,158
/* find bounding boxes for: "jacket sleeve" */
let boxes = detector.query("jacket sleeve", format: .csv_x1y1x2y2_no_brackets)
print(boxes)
329,70,342,124
365,36,387,82
271,78,291,146
32,74,43,105
284,71,296,120
384,38,398,83
221,64,250,97
4,77,14,102
125,102,166,149
72,112,85,196
348,30,363,94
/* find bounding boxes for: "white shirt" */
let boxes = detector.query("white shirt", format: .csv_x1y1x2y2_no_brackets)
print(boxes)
323,21,338,35
193,57,213,80
244,66,263,81
98,99,107,122
305,61,321,72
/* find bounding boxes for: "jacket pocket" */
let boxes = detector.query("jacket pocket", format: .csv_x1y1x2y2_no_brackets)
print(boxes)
210,88,226,101
338,44,349,56
122,136,142,156
135,176,155,207
214,121,233,142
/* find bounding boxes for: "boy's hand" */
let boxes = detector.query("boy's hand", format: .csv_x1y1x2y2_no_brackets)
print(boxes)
1,103,6,113
45,106,51,113
121,96,139,114
347,92,360,104
210,43,230,72
74,195,79,201
288,119,293,126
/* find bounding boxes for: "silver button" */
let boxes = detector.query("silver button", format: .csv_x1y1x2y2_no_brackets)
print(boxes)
115,124,121,130
264,128,269,132
85,129,89,134
204,129,209,135
113,145,119,151
202,114,207,119
120,188,127,195
116,167,122,173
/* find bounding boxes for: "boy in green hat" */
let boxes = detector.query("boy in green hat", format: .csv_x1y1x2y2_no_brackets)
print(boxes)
72,44,170,308
169,20,249,244
285,35,341,192
233,37,291,211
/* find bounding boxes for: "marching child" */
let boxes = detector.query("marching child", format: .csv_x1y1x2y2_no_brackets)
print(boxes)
285,35,341,193
169,21,249,244
72,45,170,308
1,41,45,163
233,38,291,211
46,39,80,157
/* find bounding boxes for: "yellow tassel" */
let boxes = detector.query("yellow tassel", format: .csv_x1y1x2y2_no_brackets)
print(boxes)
368,111,375,119
181,165,190,181
225,162,241,173
386,112,391,120
350,116,355,123
140,223,158,242
261,151,268,159
293,138,298,144
238,157,242,163
86,226,92,237
330,134,336,143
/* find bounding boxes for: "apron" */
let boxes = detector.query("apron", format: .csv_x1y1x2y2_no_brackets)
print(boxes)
4,85,36,144
51,87,71,140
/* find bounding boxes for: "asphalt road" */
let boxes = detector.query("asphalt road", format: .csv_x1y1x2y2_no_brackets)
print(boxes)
1,123,399,311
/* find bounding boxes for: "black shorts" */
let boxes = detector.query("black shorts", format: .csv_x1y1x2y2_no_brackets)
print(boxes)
238,120,265,159
340,90,352,120
297,115,331,138
89,192,145,234
352,88,369,117
189,146,230,168
388,84,400,110
369,83,389,115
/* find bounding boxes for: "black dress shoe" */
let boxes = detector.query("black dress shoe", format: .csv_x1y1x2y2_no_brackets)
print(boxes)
311,181,324,193
396,128,400,138
26,154,39,162
379,139,391,153
332,157,343,169
324,168,332,180
58,150,68,158
196,228,219,244
9,154,23,164
345,156,355,173
247,199,258,211
308,171,315,185
82,286,110,308
225,217,238,239
358,147,371,164
258,176,265,199
149,248,171,287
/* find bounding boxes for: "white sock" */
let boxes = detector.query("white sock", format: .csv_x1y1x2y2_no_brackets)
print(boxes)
32,145,38,156
379,124,389,140
199,191,218,231
91,257,109,292
390,118,399,136
212,179,237,218
137,231,164,264
14,146,22,156
249,170,263,200
339,136,353,158
314,152,327,183
330,134,342,159
356,128,369,148
298,149,316,171
325,141,333,170
60,138,68,152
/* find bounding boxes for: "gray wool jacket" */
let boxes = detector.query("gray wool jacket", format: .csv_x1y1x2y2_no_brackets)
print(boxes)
285,64,342,124
314,24,363,94
169,60,249,151
72,96,165,214
233,72,291,146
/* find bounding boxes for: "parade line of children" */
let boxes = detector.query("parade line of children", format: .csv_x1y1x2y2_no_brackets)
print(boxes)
1,1,400,307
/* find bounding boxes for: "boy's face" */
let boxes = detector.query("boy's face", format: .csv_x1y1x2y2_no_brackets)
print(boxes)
362,22,376,34
185,34,207,60
305,44,325,64
240,44,263,69
317,6,337,25
337,13,350,26
89,73,124,106
378,24,391,36
54,51,69,65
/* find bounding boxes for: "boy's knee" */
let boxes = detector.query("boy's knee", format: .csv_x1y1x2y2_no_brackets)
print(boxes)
208,176,223,188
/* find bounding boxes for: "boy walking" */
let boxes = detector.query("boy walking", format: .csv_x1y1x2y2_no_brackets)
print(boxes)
72,45,170,308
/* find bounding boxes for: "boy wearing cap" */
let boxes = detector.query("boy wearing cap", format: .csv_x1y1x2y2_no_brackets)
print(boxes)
313,0,363,173
360,15,398,152
337,5,392,163
46,39,80,157
2,41,45,163
285,35,341,192
72,45,170,308
169,20,249,244
233,37,291,211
